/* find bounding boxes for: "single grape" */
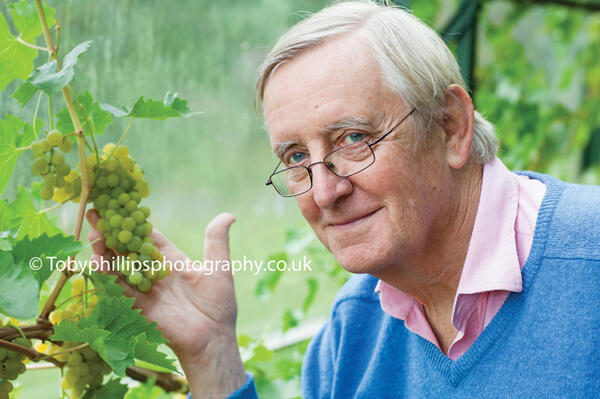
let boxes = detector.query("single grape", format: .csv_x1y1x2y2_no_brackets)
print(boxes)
51,151,65,166
47,130,63,146
117,193,129,205
107,199,120,210
105,158,118,172
40,138,53,152
118,230,132,243
56,164,70,177
40,184,54,200
125,200,137,212
31,157,48,175
139,206,151,218
121,217,136,231
109,214,123,228
137,278,152,292
114,146,129,158
106,173,119,187
59,138,74,153
139,242,154,255
127,236,142,252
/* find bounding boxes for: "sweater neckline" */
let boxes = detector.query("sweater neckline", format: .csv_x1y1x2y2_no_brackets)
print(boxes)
416,171,565,386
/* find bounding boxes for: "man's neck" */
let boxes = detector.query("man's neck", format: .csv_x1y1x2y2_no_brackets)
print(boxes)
374,160,483,351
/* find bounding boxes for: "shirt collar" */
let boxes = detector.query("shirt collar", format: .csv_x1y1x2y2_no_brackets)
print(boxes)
374,158,524,324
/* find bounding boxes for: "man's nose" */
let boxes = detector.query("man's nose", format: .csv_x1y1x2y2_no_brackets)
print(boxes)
310,163,353,209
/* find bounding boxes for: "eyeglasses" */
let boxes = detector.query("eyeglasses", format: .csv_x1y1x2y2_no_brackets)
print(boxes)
266,108,415,197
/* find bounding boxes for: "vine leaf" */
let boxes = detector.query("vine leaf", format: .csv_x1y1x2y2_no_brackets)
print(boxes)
12,233,85,285
134,332,178,373
82,379,128,399
0,250,39,319
53,296,173,376
89,272,125,297
101,91,199,120
13,41,92,100
56,90,113,135
8,186,61,240
8,0,56,43
0,1,55,91
0,115,39,196
124,380,170,399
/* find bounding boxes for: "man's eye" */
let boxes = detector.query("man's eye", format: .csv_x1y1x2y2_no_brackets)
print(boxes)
343,132,366,145
287,152,307,165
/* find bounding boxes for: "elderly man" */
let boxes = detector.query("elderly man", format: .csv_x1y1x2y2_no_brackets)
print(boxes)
88,1,600,398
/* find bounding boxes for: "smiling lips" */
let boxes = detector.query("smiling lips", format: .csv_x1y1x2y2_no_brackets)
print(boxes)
327,207,383,228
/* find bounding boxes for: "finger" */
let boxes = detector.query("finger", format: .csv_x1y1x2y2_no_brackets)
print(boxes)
204,213,235,267
86,209,100,228
88,228,106,256
86,209,107,255
149,227,173,248
91,253,117,274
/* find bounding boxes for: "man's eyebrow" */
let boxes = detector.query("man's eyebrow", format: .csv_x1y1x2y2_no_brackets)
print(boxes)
322,116,374,133
271,117,375,158
272,141,295,159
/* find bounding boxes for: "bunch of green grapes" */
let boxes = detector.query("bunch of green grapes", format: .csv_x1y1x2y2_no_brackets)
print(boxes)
41,276,111,399
30,129,80,201
0,333,30,399
87,143,168,292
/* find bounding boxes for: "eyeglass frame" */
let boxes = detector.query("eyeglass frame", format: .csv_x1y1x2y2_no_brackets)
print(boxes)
265,108,416,197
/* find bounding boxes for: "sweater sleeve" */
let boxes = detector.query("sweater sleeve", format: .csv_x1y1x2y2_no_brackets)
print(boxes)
187,371,258,399
301,314,338,399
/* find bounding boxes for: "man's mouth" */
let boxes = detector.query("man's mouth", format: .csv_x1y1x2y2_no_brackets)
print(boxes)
327,207,383,229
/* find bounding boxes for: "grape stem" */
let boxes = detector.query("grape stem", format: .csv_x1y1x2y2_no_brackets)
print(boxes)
68,84,100,165
32,91,43,138
55,289,96,309
0,339,64,368
104,117,134,164
35,0,89,323
126,366,186,393
48,94,54,130
15,145,32,152
38,342,89,362
37,196,76,215
15,37,50,52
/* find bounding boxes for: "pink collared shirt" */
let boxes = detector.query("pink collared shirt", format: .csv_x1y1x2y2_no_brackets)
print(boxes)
374,157,546,360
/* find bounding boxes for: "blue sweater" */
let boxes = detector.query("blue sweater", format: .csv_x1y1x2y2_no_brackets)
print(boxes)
204,172,600,398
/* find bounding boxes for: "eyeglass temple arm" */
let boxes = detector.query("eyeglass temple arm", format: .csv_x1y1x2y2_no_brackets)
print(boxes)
265,161,282,185
369,108,415,147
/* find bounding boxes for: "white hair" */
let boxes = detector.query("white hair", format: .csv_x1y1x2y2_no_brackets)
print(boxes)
255,0,498,164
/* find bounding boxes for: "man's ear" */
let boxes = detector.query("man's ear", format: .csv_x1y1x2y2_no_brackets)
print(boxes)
442,84,474,169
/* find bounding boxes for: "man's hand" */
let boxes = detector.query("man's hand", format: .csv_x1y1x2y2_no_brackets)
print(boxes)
86,210,247,398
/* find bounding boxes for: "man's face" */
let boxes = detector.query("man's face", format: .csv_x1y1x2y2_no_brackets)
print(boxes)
263,33,454,275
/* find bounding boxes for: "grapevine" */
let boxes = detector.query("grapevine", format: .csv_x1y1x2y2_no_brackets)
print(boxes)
0,0,194,397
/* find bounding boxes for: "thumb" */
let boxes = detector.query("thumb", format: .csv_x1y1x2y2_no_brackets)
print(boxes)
203,213,236,274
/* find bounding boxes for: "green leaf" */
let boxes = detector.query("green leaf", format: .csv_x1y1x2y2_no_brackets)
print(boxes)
82,379,128,399
11,81,38,108
9,186,61,240
8,0,55,41
88,272,125,297
56,90,113,135
0,13,36,91
0,115,38,196
254,252,286,300
12,233,85,285
101,91,199,120
133,332,177,373
0,250,39,319
301,277,318,314
27,41,92,95
124,379,172,399
54,296,169,376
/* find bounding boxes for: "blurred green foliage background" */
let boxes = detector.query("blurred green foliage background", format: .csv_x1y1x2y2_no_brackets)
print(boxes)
1,0,599,397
